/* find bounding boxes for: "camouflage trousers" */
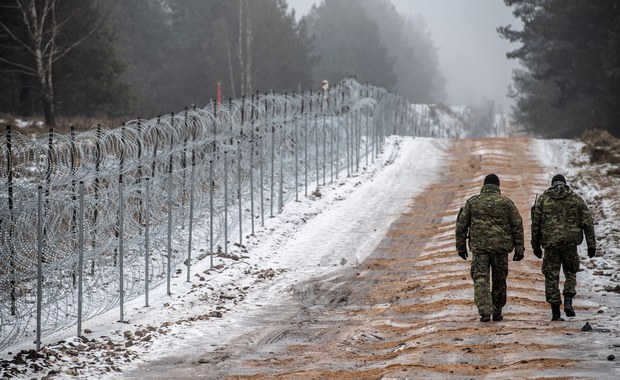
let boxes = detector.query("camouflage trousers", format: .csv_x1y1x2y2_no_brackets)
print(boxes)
542,245,579,304
470,252,508,316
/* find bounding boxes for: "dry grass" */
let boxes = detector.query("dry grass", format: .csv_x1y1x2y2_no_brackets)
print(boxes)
1,113,125,136
580,128,620,165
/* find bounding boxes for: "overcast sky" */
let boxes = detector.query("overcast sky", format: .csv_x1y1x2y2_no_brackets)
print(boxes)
287,0,522,110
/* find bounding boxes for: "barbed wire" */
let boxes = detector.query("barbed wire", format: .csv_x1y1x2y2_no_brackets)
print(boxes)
0,78,451,351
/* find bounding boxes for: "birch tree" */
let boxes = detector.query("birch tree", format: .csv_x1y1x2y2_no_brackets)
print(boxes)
0,0,100,126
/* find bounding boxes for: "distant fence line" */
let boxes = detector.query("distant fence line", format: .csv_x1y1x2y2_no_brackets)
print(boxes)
0,79,449,351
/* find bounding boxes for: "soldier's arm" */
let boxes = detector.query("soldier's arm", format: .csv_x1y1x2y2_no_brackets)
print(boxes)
455,201,471,252
579,197,596,249
508,199,525,255
531,195,543,249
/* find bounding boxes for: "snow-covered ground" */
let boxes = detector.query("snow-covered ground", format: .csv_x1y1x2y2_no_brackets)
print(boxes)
2,136,620,379
536,139,620,291
1,136,449,378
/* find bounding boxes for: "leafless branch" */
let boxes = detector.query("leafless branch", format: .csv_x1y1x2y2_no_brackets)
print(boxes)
0,67,37,77
0,20,34,55
0,56,37,74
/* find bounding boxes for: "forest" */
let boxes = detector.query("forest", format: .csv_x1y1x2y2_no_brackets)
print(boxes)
0,0,444,127
2,0,619,138
499,0,620,137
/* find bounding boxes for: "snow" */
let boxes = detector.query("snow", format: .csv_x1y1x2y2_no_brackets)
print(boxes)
4,136,620,379
1,136,449,378
117,136,448,361
7,118,44,128
534,138,620,329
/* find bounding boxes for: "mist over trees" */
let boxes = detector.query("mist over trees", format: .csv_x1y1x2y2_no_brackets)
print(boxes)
499,0,620,138
1,0,445,126
359,0,445,103
304,0,445,103
109,0,316,115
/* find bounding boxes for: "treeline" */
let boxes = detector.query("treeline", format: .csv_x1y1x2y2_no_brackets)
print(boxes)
0,0,444,127
499,0,620,138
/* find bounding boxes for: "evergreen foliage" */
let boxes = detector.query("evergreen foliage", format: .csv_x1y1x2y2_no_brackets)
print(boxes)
499,0,620,137
1,0,446,125
304,0,397,90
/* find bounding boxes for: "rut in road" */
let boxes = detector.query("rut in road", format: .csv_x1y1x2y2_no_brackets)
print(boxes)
136,138,618,379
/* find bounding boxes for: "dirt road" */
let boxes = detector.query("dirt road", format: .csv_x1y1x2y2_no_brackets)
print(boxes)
129,138,620,379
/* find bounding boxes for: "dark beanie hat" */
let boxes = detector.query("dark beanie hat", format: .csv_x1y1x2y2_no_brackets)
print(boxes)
484,174,500,187
551,174,566,185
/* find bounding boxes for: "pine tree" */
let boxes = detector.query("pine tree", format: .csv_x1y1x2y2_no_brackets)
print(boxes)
360,0,445,103
304,0,397,89
499,0,620,137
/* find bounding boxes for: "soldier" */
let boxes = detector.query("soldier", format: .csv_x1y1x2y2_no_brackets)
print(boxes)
531,174,597,321
456,174,525,322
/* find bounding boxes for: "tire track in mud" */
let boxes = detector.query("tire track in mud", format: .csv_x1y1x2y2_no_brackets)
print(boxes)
131,138,619,379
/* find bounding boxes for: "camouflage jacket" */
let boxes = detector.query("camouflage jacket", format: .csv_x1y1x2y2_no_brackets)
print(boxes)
531,181,596,249
455,184,524,255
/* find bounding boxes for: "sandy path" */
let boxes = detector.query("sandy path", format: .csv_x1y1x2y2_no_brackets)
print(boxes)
128,138,619,379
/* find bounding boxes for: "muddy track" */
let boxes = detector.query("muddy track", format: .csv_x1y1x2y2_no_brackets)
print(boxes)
131,138,619,379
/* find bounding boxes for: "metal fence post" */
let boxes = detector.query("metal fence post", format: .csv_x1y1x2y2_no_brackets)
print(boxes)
346,113,350,177
294,117,299,201
355,110,360,172
322,115,326,185
187,162,196,282
330,114,334,183
278,128,284,212
237,141,243,245
336,114,340,179
166,166,173,296
259,137,265,227
270,125,275,217
209,160,214,269
224,150,229,254
145,178,150,307
119,177,125,322
77,181,85,336
365,110,369,166
7,125,16,316
314,116,319,190
304,116,308,196
36,185,43,350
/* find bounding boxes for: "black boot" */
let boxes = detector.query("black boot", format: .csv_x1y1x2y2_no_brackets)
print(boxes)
493,309,503,321
551,303,564,321
564,296,575,317
480,314,491,322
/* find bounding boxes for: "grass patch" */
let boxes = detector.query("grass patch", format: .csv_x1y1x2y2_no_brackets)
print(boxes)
581,129,620,165
1,113,124,135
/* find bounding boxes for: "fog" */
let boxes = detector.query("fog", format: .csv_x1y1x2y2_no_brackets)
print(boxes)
288,0,521,110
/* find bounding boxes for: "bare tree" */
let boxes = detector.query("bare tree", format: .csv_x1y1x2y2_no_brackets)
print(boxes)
0,0,100,126
238,0,245,96
237,0,253,96
244,0,253,95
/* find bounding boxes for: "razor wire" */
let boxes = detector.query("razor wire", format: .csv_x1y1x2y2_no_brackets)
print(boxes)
0,78,450,351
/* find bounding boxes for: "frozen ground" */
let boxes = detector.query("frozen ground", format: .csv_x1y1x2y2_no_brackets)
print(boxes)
2,136,620,379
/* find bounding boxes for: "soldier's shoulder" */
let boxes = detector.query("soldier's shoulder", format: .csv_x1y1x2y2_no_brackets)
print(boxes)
465,194,480,204
540,188,553,197
538,190,553,202
569,189,588,204
501,195,517,205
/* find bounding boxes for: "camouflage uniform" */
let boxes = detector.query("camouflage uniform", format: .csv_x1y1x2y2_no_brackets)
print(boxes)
531,180,596,304
456,183,525,316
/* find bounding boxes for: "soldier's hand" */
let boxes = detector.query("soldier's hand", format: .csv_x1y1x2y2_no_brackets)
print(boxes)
457,250,468,260
588,247,596,258
533,247,543,259
512,253,524,261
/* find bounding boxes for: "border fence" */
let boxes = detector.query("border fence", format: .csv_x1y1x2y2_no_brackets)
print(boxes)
0,79,451,351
